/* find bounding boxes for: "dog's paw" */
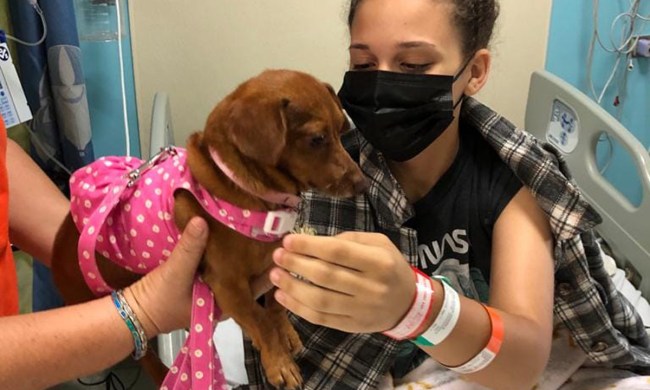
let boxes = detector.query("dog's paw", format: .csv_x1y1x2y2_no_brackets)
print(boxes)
267,360,303,390
284,326,304,356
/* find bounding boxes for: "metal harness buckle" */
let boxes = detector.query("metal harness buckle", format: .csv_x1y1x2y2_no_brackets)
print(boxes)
126,146,178,187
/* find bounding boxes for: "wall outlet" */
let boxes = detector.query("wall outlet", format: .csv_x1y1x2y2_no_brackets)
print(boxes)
632,35,650,58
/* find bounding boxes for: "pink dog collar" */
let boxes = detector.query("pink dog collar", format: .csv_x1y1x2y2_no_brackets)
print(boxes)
209,146,302,209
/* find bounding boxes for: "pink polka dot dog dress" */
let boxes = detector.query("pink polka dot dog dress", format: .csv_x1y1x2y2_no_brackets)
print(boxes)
69,146,298,389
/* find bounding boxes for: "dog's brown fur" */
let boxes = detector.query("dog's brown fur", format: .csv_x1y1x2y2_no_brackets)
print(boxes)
52,69,367,389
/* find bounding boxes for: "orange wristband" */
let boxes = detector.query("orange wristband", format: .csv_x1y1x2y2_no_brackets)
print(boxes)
443,304,504,374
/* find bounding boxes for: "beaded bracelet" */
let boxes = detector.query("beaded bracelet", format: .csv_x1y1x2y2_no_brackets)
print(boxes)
442,304,504,374
111,290,148,360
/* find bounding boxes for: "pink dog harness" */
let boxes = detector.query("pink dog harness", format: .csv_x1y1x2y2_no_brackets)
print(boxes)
69,146,298,389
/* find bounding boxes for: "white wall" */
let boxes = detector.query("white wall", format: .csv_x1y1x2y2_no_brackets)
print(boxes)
129,0,552,153
478,0,553,127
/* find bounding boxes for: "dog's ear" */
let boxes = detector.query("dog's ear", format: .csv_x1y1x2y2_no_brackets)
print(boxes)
323,82,350,133
227,96,290,166
323,82,343,109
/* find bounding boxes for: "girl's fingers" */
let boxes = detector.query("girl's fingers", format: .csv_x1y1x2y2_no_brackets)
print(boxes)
272,248,364,296
270,267,354,316
282,234,385,272
273,288,354,332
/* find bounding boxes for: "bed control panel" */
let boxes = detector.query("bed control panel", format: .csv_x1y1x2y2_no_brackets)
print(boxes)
547,99,579,154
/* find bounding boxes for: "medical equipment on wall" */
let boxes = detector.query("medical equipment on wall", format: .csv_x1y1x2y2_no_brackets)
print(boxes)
0,33,32,128
74,0,131,157
587,0,648,109
0,0,45,128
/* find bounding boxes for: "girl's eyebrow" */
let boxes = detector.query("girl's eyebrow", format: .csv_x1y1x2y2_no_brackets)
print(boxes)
349,41,438,50
349,43,370,50
397,41,438,50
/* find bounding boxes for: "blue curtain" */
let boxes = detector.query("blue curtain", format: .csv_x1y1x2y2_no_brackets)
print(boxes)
9,0,95,311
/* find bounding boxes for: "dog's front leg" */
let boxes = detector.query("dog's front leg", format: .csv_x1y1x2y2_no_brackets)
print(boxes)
200,240,303,390
174,190,302,389
265,290,304,356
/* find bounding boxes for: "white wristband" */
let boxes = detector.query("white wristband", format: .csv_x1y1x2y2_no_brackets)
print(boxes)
382,272,434,340
413,276,460,346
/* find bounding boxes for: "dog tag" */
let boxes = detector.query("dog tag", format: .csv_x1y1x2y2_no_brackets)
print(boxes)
290,224,317,235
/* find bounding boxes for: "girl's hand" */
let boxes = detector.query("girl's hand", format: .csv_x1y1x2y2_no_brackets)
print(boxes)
270,232,415,333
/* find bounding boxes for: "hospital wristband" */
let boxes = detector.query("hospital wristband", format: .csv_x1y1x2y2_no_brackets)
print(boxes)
382,269,435,340
442,304,504,374
412,275,461,347
111,289,149,360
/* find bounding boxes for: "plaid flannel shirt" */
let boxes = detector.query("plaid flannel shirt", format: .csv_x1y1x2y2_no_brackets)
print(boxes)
243,97,650,389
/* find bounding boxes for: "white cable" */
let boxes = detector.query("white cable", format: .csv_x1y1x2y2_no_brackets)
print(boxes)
587,0,600,100
6,3,47,46
588,0,643,104
615,54,632,120
597,54,622,105
598,133,614,175
27,128,73,176
593,0,618,54
610,13,638,54
6,2,69,176
592,0,645,55
115,0,131,157
588,0,643,174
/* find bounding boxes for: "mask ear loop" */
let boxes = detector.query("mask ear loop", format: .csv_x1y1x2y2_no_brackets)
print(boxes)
451,55,476,108
453,55,475,82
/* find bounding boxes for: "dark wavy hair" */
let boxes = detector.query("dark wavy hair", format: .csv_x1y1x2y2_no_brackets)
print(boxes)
347,0,500,58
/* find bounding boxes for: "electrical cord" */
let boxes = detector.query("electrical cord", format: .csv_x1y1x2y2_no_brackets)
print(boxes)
588,0,647,105
587,0,648,174
115,0,131,157
598,133,614,175
76,365,142,390
26,127,73,176
5,2,47,46
78,372,127,390
9,1,133,170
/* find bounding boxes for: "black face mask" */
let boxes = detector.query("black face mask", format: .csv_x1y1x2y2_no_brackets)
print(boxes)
338,62,469,162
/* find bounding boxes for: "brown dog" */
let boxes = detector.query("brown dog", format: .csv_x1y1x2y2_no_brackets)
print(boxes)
52,69,367,389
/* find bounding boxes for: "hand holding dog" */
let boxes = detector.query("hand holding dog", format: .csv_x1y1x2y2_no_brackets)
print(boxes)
122,217,208,338
125,217,275,338
270,232,416,334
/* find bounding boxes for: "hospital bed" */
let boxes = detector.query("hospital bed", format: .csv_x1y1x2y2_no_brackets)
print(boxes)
149,69,650,387
525,70,650,301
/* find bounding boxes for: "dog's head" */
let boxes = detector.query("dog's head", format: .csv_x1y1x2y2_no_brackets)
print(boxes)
202,69,368,198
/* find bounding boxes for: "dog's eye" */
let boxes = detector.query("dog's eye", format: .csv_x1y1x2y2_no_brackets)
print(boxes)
341,120,351,134
310,134,327,148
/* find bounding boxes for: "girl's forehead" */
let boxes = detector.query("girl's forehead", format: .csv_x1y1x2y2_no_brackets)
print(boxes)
349,0,460,51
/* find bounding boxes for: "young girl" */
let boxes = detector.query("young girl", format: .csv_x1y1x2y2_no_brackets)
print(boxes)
245,0,650,389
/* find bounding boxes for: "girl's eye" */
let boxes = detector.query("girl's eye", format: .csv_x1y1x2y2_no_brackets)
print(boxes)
310,134,327,148
352,63,375,71
402,63,433,73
